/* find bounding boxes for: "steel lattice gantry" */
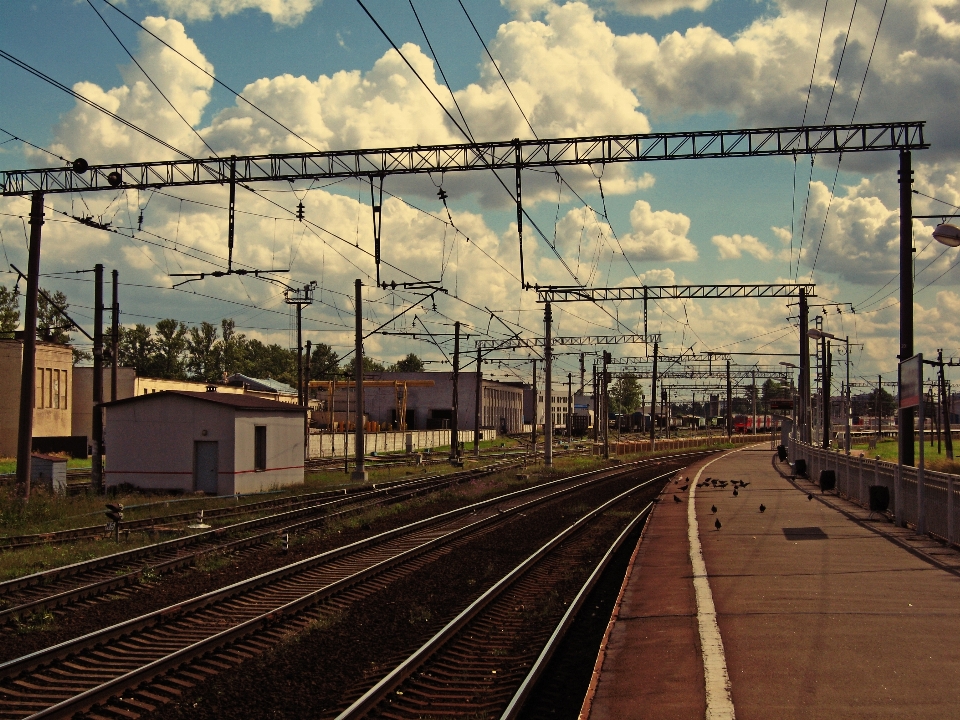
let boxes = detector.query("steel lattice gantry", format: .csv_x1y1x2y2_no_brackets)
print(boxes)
475,333,661,352
534,283,816,303
1,122,926,195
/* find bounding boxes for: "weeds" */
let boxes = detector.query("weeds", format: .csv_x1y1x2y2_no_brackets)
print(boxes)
14,609,55,633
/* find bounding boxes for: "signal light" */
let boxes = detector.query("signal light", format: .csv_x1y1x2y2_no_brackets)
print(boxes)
72,158,89,174
105,503,124,524
106,171,122,187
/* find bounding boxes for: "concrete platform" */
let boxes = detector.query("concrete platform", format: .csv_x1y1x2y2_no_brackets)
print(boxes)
582,444,960,719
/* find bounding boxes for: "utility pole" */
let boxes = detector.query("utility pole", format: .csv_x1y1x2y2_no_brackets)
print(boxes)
351,279,367,482
726,359,732,440
531,359,537,461
304,339,311,462
650,343,658,449
92,264,104,494
845,336,851,454
939,349,954,459
593,363,599,445
900,149,915,467
799,287,810,444
474,347,482,459
451,321,460,462
567,372,573,442
544,302,553,468
16,191,43,498
823,339,831,449
603,352,610,459
877,375,883,444
297,304,303,406
579,353,585,395
111,270,119,402
752,369,757,436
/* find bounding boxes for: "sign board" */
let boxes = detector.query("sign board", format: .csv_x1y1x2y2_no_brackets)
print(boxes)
899,354,923,409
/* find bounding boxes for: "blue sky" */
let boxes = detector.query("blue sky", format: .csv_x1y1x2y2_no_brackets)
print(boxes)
0,0,958,390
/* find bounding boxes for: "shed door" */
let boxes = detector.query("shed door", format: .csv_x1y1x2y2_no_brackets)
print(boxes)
194,441,219,494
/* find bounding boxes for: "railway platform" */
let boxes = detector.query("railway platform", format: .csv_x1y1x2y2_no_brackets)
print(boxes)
580,443,960,719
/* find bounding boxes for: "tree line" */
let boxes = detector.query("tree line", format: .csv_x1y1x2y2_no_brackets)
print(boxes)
1,284,425,384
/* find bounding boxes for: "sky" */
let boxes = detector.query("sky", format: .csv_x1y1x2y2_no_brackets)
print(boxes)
1,0,959,396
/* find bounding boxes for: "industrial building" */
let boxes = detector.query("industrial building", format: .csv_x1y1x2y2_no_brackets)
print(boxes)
104,390,305,495
0,339,73,458
313,372,525,434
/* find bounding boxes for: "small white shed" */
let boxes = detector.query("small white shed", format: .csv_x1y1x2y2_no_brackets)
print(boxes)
104,391,305,495
31,453,67,494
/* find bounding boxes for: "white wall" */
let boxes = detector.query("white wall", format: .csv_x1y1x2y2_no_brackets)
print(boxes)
234,411,304,493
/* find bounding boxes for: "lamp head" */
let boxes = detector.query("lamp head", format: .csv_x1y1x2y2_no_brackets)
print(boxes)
933,223,960,248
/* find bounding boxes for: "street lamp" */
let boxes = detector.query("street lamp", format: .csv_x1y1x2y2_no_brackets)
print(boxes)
933,223,960,247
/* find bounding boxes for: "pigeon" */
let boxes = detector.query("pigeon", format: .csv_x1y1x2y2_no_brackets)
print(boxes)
678,484,689,492
673,495,682,503
740,482,750,488
719,481,729,488
759,504,766,513
715,518,722,531
807,493,814,501
711,505,718,513
733,488,739,497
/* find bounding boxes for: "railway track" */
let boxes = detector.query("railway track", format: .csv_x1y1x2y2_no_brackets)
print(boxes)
0,460,521,626
0,451,708,720
336,473,658,719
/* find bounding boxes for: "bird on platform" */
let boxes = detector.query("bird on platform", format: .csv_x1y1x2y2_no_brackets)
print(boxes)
679,484,689,492
719,481,728,488
740,482,750,488
711,505,717,513
673,495,682,503
807,493,814,501
715,518,722,531
705,477,712,483
759,504,766,513
733,488,739,497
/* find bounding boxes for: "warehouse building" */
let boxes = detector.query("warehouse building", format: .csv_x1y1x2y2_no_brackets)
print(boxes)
104,390,305,495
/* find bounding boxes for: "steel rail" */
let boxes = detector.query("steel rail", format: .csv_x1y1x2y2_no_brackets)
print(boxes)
500,502,652,718
1,122,926,195
3,454,704,720
335,475,667,718
0,462,515,625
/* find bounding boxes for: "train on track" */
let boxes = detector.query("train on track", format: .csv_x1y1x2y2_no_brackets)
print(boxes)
732,414,783,433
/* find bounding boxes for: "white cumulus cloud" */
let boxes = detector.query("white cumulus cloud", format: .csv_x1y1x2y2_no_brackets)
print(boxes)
712,233,774,261
620,200,698,262
155,0,318,25
610,0,715,18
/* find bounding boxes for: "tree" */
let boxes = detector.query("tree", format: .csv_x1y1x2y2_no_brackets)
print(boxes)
152,319,188,379
610,374,641,415
215,319,248,377
245,339,296,386
0,284,19,335
341,355,386,378
390,353,424,372
309,343,340,380
37,289,72,344
118,324,155,375
186,321,219,382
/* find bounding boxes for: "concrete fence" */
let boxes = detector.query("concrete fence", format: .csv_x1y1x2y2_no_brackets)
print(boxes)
789,438,959,548
308,429,497,459
601,432,771,457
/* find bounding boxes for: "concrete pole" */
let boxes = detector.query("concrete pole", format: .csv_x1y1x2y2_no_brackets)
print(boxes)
918,376,926,535
92,264,104,494
650,343,658,449
351,279,367,481
877,375,883,443
821,338,829,448
451,321,460,461
111,270,119,402
602,353,610,459
531,359,537,460
544,302,553,468
579,352,585,395
304,339,311,462
799,288,810,444
900,150,915,467
752,369,757,436
593,364,599,445
726,359,732,440
845,336,851,454
567,372,573,442
940,349,954,460
296,300,303,406
16,191,43,498
474,347,482,458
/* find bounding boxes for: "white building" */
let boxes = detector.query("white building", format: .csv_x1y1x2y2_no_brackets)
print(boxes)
104,390,305,495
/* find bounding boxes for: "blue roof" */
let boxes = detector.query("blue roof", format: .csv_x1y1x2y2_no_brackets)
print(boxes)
226,373,296,395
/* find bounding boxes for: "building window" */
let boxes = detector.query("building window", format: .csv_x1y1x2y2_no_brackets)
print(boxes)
254,425,267,471
52,370,60,409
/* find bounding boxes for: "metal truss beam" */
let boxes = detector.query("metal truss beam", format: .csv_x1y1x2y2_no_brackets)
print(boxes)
1,122,926,195
475,333,660,352
536,284,816,303
612,368,790,380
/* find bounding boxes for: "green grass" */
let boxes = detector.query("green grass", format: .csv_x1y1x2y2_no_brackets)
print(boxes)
851,439,960,472
0,457,91,474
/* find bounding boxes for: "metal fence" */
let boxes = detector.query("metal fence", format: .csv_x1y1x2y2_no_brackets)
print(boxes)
789,438,958,547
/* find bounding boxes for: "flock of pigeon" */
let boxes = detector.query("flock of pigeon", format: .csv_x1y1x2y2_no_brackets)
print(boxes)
666,475,762,531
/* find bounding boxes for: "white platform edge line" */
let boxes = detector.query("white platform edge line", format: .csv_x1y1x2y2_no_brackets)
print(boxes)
688,448,741,720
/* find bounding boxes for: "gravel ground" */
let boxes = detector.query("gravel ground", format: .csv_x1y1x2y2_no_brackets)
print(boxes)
143,463,682,720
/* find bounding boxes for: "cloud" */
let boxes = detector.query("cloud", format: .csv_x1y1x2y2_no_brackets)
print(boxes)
610,0,715,18
712,233,774,261
620,200,698,262
155,0,318,25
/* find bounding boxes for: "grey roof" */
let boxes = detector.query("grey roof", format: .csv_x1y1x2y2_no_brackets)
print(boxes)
103,390,304,412
226,373,297,395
